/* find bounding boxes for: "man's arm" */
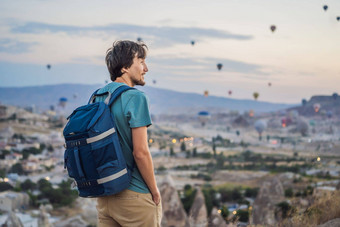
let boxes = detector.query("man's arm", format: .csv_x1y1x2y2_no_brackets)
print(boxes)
132,126,160,205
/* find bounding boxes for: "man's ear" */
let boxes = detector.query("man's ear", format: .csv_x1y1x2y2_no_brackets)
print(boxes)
121,68,128,74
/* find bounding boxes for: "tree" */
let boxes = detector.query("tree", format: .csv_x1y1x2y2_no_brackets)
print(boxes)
21,179,37,191
192,147,197,157
220,205,229,221
170,146,175,157
181,142,186,152
216,153,225,169
212,143,216,158
0,182,13,192
285,188,294,198
276,201,294,219
245,188,259,198
0,150,10,159
235,210,249,222
0,169,6,178
180,185,197,214
231,188,242,201
38,178,52,192
202,187,214,215
47,145,54,152
10,163,24,175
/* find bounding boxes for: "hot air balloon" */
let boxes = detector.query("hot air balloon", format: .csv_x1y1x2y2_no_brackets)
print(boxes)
50,105,55,111
137,37,143,42
105,80,109,84
46,64,51,70
326,110,333,119
73,93,78,99
249,109,254,117
332,93,338,100
236,130,240,136
152,80,157,84
297,119,309,136
268,82,272,87
337,17,340,21
313,103,321,113
323,5,328,11
217,63,223,71
59,97,68,108
198,111,210,126
254,120,267,140
204,90,209,97
302,99,307,106
253,92,259,100
270,25,276,33
228,90,232,96
281,118,287,128
191,40,195,46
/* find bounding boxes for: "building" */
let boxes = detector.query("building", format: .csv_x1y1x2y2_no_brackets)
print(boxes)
0,191,29,212
0,105,7,118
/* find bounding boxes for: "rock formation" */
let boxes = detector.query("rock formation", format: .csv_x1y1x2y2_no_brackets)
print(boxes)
208,207,227,227
54,215,89,227
252,176,285,226
318,218,340,227
160,174,189,227
38,205,51,227
4,212,23,227
188,188,208,227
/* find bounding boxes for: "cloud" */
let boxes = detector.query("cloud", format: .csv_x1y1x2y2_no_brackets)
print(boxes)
11,22,253,47
0,38,38,54
147,56,264,75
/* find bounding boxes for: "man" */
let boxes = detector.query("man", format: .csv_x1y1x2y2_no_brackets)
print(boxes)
95,40,161,227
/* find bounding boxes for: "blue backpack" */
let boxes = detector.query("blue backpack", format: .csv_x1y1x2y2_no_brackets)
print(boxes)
63,85,134,197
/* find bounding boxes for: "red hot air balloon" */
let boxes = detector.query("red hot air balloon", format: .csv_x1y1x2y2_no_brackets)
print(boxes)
313,103,321,113
281,118,287,128
249,109,254,117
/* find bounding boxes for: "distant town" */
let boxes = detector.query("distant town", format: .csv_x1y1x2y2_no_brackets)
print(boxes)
0,93,340,226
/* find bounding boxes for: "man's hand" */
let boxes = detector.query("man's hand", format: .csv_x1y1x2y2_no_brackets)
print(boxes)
151,188,161,206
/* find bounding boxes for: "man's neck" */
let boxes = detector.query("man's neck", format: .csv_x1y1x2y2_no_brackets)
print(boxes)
115,76,133,87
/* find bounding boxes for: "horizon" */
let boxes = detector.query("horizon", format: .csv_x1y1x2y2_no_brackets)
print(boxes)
0,82,306,105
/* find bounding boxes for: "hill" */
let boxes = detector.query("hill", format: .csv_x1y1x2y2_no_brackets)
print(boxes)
289,95,340,116
0,83,296,115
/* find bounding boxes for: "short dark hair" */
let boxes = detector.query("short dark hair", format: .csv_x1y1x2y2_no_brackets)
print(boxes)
105,40,148,81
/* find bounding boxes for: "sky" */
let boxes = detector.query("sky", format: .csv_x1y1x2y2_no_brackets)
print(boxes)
0,0,339,104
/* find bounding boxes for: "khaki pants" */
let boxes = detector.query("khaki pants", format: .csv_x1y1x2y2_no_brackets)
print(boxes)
96,189,162,227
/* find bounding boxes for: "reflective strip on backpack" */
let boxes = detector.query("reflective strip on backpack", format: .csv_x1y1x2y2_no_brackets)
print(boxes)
87,128,116,144
97,168,128,184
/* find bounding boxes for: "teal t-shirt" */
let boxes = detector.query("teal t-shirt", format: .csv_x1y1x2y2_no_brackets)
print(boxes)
95,82,152,193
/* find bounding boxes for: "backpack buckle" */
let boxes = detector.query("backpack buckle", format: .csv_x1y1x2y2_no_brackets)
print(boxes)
71,181,77,189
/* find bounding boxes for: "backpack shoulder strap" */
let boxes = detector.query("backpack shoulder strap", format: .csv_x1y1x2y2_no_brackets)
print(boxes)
108,85,135,107
88,88,101,104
